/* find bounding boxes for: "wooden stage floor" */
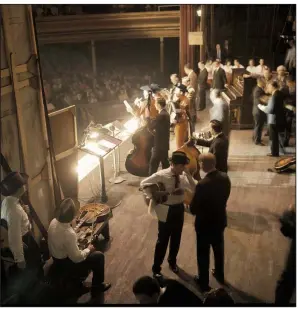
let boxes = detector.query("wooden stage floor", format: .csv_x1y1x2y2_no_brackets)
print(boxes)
77,101,296,305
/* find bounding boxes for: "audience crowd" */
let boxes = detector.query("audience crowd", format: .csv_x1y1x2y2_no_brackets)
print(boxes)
40,47,158,112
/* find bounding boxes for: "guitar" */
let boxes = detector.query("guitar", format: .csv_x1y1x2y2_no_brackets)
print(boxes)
274,156,296,173
141,182,168,206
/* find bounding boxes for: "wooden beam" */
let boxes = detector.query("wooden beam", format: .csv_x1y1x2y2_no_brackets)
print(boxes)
55,146,77,162
1,64,28,78
1,6,31,184
1,79,30,96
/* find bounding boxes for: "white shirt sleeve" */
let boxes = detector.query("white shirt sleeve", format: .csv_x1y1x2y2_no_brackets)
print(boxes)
181,172,197,193
64,230,90,263
7,207,25,263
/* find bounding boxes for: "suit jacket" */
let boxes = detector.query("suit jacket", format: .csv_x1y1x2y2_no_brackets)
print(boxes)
188,71,198,93
212,68,227,90
252,86,266,117
196,133,229,173
190,170,231,232
261,90,286,128
213,48,224,62
150,109,170,151
198,68,208,89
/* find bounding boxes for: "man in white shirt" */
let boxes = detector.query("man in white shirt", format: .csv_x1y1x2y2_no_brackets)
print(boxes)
1,172,41,271
246,59,257,75
47,198,111,297
255,58,267,76
140,151,196,278
209,89,230,137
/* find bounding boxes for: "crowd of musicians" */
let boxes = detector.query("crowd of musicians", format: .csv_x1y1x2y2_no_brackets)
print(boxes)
1,47,296,305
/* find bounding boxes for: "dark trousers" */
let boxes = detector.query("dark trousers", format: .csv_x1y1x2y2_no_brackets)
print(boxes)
149,149,169,176
52,251,105,287
2,231,41,272
269,124,284,156
275,241,296,304
198,87,207,110
284,111,294,147
152,204,184,274
253,112,266,144
196,229,225,287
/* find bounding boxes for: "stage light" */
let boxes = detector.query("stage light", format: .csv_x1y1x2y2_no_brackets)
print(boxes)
89,131,99,139
197,9,201,17
123,118,139,133
77,154,99,182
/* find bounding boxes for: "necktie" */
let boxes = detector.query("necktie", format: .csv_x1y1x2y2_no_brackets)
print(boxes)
173,174,180,188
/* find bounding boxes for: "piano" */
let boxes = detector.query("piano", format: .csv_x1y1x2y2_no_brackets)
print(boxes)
221,68,257,129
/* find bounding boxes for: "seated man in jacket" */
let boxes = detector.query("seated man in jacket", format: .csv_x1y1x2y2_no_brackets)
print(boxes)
47,198,111,298
194,119,229,173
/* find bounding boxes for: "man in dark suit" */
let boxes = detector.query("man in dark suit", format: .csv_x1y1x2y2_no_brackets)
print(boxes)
195,120,229,173
223,40,232,62
258,81,286,157
189,153,231,292
252,78,267,145
212,60,228,91
197,62,208,111
148,97,170,175
213,44,223,63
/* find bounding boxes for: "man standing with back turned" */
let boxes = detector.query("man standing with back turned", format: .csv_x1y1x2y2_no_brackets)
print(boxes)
189,153,231,292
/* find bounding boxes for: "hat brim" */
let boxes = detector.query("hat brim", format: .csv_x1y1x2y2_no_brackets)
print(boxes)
0,172,28,196
140,85,151,92
169,157,190,165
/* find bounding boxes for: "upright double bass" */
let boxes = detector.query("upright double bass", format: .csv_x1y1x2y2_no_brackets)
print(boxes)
125,94,156,177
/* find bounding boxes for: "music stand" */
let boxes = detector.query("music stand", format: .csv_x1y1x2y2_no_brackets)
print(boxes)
79,133,122,203
103,122,126,184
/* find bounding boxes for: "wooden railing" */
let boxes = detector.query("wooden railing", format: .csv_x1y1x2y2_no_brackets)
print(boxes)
36,11,180,44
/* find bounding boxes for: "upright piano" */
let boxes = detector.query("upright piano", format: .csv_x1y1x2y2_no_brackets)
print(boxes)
221,68,257,129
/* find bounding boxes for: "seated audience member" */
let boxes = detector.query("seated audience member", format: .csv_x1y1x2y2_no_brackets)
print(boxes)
232,59,244,69
195,119,229,173
255,58,267,76
246,59,257,75
204,288,235,305
133,276,202,305
47,198,111,297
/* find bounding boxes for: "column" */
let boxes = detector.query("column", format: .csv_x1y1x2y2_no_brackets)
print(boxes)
200,5,206,62
160,37,164,73
179,5,197,75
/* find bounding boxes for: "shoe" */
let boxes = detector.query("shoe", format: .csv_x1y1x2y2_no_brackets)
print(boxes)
153,272,165,287
194,275,211,292
267,153,279,157
255,142,265,146
169,264,179,274
211,269,225,284
198,108,205,111
100,282,111,292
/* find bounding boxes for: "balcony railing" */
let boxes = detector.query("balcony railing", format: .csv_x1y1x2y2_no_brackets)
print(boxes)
36,11,180,44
